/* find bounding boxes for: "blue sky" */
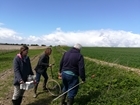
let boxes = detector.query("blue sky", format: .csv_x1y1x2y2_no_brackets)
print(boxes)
0,0,140,47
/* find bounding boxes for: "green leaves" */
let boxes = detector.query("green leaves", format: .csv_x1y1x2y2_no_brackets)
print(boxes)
46,46,140,105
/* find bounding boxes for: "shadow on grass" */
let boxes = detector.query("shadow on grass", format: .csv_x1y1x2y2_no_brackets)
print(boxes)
27,95,57,105
75,90,101,105
35,91,44,98
25,90,58,105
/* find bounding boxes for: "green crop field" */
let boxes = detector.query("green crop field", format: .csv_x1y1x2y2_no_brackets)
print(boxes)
1,46,140,105
81,47,140,69
63,46,140,69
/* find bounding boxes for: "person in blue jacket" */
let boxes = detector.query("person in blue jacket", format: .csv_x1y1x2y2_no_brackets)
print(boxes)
12,45,34,105
59,43,86,105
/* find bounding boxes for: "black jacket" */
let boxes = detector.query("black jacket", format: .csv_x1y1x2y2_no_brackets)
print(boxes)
34,54,49,74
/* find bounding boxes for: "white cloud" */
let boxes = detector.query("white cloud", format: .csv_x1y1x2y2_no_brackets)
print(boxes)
0,27,140,47
0,23,4,26
56,27,62,32
0,27,23,43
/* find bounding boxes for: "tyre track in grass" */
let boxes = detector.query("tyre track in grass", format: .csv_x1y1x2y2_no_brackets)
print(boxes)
85,56,140,75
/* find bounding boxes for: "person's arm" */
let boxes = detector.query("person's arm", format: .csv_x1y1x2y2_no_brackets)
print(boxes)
13,57,24,83
38,55,49,67
28,57,34,75
78,55,86,82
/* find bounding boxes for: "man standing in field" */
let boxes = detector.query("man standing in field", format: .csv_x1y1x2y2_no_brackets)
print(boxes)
12,45,34,105
59,43,86,105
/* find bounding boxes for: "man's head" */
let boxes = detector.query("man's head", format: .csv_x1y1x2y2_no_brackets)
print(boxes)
73,43,82,50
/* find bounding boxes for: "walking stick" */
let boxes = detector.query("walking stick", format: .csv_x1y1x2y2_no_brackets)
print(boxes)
50,64,54,78
52,81,83,102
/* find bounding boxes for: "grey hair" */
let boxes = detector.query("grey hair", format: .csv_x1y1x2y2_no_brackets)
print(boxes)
73,43,82,50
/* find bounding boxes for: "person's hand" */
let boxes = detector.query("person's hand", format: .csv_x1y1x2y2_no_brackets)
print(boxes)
19,80,24,84
33,80,37,84
58,76,62,79
49,63,54,67
49,64,52,67
58,72,61,76
82,81,85,83
58,72,62,79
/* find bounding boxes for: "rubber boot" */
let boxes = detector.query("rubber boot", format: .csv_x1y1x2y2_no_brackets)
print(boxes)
18,96,23,105
43,79,48,91
12,99,18,105
67,98,74,105
12,96,22,105
33,83,38,98
60,93,67,105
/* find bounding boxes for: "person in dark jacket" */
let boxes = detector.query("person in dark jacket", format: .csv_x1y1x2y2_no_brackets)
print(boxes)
33,47,52,98
59,43,86,105
12,45,34,105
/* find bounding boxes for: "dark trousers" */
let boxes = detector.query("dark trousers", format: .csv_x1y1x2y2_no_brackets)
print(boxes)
62,72,79,99
35,70,48,89
36,70,48,83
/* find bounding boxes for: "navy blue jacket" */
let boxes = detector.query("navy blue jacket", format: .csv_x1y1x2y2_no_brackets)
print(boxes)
13,54,33,85
60,47,85,81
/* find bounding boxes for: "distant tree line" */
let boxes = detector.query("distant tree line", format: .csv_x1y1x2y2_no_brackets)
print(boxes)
0,43,46,46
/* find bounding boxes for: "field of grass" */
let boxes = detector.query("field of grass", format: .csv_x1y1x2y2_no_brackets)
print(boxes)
1,46,140,105
63,47,140,69
81,47,140,69
0,49,45,73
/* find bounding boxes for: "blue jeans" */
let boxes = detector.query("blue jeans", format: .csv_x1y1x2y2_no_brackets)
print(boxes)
35,70,48,83
62,71,79,99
